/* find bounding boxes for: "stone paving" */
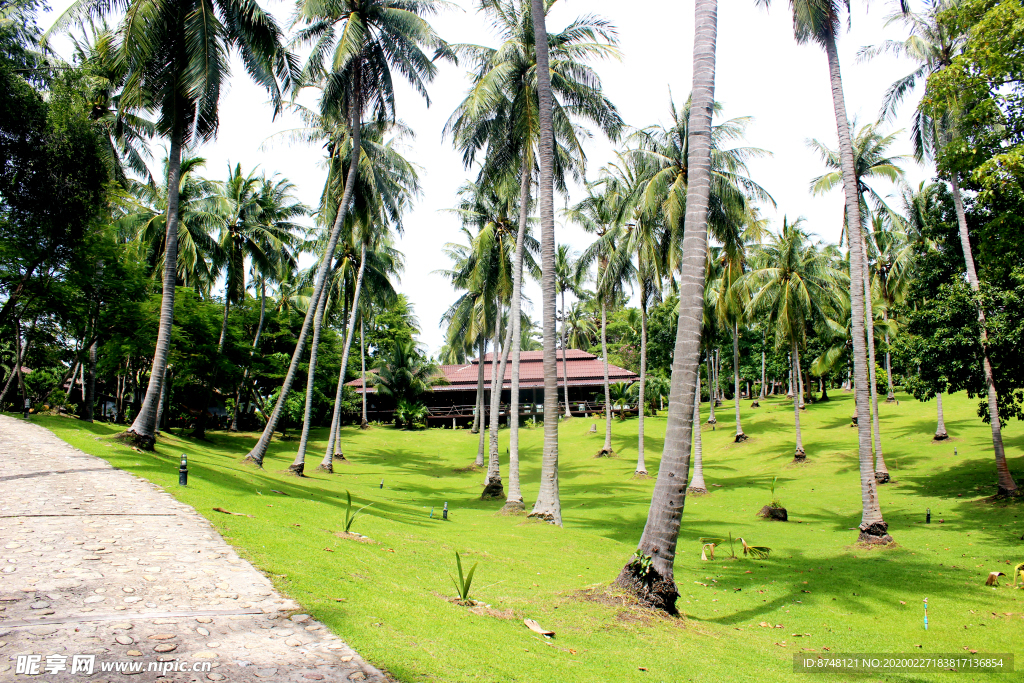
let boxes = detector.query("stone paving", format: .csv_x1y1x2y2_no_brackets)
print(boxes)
0,415,388,682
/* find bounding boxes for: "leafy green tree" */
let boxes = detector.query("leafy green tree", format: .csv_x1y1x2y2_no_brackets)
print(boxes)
50,0,295,448
372,339,436,427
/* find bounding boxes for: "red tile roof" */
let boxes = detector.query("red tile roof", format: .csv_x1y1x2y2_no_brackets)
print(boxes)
348,349,638,394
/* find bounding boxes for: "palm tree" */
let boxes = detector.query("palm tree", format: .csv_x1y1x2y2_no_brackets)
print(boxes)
745,218,846,460
213,166,305,352
50,0,294,449
764,0,894,542
243,0,448,468
687,379,707,494
555,245,584,418
446,0,622,510
865,1,1016,494
569,181,628,457
372,340,436,427
810,124,908,484
613,0,720,611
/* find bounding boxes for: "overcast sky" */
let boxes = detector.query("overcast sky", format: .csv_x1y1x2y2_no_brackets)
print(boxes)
44,0,931,357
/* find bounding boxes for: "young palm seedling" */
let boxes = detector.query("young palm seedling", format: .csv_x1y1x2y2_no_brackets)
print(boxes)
450,552,478,603
343,490,373,533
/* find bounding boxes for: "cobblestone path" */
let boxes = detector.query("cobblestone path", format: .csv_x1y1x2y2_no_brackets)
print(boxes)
0,415,388,682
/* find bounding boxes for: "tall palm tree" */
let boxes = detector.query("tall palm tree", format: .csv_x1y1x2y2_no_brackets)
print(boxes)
50,0,294,449
614,0,721,612
764,0,894,542
687,379,707,493
745,218,846,459
569,181,627,457
555,244,584,418
244,0,448,467
810,124,908,483
446,0,622,509
866,1,1016,494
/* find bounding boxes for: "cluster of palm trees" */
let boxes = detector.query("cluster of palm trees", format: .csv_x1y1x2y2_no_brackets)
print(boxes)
46,0,1017,618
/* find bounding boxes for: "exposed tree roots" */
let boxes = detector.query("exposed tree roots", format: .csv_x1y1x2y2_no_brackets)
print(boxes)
633,470,649,479
117,430,155,451
857,522,893,545
933,433,949,441
481,480,505,500
750,401,760,408
527,510,558,524
687,486,708,496
287,463,306,477
734,433,748,443
317,463,333,474
875,471,890,484
793,449,806,462
615,564,678,615
595,448,616,458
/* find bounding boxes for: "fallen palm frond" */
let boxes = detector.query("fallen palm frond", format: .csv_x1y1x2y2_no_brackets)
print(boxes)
740,538,772,559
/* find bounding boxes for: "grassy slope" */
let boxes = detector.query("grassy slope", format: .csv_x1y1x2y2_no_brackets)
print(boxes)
23,390,1024,683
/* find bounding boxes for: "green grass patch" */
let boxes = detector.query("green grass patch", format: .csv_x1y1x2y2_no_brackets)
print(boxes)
20,390,1024,682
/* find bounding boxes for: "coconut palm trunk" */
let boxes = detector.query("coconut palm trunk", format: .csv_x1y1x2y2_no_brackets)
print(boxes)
823,32,891,541
860,233,889,483
635,293,648,476
688,378,707,493
706,352,717,423
561,289,570,417
600,296,614,455
230,279,266,432
289,281,329,476
791,341,806,459
733,321,746,441
528,0,561,525
217,296,230,353
484,301,508,499
950,176,1017,495
84,337,97,422
471,338,484,434
474,338,487,465
360,317,368,428
935,392,948,440
244,78,364,467
884,331,895,402
125,124,184,448
320,243,367,472
796,348,806,409
759,348,766,400
502,163,531,513
614,0,717,612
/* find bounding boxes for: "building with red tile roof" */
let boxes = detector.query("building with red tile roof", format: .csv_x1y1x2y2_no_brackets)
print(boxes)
347,349,638,424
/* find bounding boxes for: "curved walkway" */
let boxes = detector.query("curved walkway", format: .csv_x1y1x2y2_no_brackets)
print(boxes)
0,415,387,682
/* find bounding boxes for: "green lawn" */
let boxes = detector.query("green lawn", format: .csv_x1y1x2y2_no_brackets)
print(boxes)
21,390,1024,682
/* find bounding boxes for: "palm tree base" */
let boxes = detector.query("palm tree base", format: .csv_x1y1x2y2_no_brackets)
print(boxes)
317,463,334,474
850,415,858,426
933,432,949,441
885,395,896,403
734,432,748,443
242,453,264,468
595,448,616,458
526,510,559,524
633,470,649,479
996,486,1022,498
874,471,890,484
793,449,806,461
360,420,369,430
687,486,708,495
287,463,306,477
118,430,155,451
857,522,893,545
706,418,717,425
481,480,505,500
750,401,760,408
500,498,526,515
614,564,678,615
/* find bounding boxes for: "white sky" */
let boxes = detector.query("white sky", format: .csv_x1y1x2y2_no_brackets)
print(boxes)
43,0,931,357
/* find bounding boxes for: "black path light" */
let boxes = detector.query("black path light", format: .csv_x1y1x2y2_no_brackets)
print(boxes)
179,453,188,486
443,502,448,521
23,397,30,419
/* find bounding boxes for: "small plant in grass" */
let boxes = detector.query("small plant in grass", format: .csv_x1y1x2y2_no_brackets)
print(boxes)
699,533,770,560
343,491,373,533
450,552,478,603
1013,562,1024,587
758,476,788,521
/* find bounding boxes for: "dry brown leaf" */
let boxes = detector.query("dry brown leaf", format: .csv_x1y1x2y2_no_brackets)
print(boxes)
524,619,554,637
